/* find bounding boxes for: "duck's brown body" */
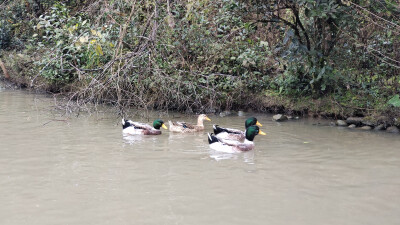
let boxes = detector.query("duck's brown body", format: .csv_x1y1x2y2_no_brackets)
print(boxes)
169,114,211,133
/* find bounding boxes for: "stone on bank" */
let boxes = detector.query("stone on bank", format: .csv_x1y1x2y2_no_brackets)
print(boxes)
273,114,288,122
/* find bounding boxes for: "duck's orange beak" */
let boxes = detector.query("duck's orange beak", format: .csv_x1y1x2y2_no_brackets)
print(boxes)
205,116,211,121
259,130,267,135
162,124,168,129
256,121,263,127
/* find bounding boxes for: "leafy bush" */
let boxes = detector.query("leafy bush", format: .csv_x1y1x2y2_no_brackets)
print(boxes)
0,20,11,50
32,3,116,84
1,0,399,114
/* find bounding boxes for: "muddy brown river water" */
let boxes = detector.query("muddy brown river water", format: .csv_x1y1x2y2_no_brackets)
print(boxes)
1,88,400,225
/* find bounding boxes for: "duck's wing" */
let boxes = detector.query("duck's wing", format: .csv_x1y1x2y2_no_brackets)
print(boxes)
220,138,254,151
130,122,153,130
175,121,196,129
213,125,243,135
209,133,253,152
216,137,241,146
171,121,182,127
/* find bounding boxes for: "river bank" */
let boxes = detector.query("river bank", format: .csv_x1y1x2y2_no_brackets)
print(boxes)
2,73,400,135
1,1,399,129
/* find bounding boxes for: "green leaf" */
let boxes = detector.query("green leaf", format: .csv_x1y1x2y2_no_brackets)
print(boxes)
387,95,400,107
317,66,326,80
95,44,103,56
321,83,326,91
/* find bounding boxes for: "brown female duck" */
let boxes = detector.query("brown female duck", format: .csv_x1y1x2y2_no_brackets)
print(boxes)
168,114,211,133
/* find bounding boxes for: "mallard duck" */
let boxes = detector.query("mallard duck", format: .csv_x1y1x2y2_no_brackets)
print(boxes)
213,117,263,141
122,119,167,135
208,125,266,152
168,114,211,133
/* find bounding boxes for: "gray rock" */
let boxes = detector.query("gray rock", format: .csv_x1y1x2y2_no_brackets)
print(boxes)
273,114,288,122
238,111,244,117
346,117,364,126
386,126,400,133
205,108,216,113
362,119,375,126
360,126,372,130
219,111,232,117
376,116,390,125
348,124,356,128
374,124,385,131
395,118,400,127
337,120,347,126
223,111,232,116
330,122,336,126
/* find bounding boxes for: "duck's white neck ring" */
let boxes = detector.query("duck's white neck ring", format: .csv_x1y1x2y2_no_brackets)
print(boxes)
244,139,254,144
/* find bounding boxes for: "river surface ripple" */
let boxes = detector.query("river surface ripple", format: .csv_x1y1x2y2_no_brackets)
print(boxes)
1,89,400,225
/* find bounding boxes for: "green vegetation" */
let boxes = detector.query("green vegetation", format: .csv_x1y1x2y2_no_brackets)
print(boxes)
0,0,399,118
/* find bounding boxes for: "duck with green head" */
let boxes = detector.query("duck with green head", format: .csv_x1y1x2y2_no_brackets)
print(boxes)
208,125,266,152
213,117,263,141
122,119,167,135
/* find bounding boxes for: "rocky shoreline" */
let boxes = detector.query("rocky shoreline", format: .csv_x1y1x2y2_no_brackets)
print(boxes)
334,117,399,133
2,77,400,135
272,113,400,134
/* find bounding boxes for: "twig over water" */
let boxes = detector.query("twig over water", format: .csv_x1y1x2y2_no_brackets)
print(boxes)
42,119,69,126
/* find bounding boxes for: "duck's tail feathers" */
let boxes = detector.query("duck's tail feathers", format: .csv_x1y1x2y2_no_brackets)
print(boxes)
213,124,217,133
213,125,224,134
208,133,220,144
122,118,131,129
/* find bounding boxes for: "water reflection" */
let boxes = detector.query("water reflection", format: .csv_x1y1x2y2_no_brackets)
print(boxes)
122,133,147,145
122,128,256,163
209,149,255,163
